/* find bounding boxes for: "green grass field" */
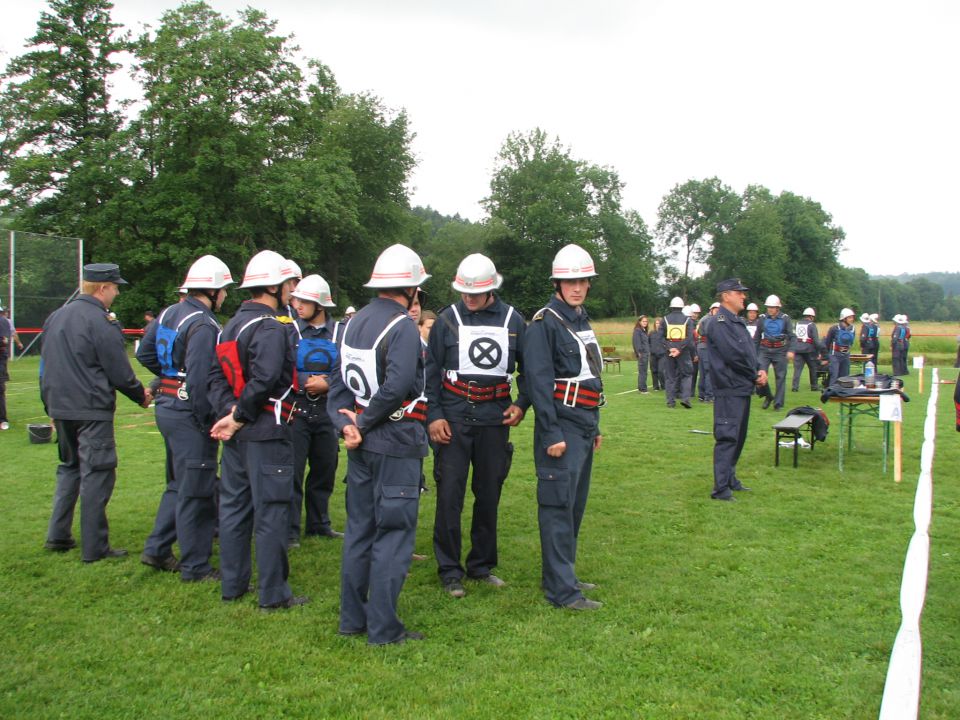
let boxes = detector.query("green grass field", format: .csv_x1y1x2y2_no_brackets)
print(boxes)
1,342,958,719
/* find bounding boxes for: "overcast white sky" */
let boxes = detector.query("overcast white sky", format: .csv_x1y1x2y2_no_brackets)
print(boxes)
2,0,958,277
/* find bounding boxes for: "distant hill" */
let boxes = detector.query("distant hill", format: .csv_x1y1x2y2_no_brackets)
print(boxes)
871,272,960,296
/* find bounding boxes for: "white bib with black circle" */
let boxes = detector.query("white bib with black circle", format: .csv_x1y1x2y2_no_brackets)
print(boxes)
452,304,513,378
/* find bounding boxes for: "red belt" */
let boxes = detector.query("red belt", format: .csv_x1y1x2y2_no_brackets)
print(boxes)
554,381,604,409
156,377,188,400
760,339,786,348
264,398,298,424
355,399,428,423
442,378,511,403
800,338,813,344
831,344,850,354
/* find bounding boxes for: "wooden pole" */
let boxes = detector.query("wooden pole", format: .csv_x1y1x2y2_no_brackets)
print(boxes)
918,365,924,395
894,420,902,483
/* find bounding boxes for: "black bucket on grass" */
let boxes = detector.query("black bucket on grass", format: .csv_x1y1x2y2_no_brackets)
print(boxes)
28,423,53,444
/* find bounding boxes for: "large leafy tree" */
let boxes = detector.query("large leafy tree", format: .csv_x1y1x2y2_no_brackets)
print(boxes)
0,0,127,238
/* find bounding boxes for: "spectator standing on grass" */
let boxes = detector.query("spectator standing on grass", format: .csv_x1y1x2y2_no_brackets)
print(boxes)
42,264,153,561
791,308,822,392
137,255,232,580
207,250,306,611
891,314,911,376
326,244,431,645
707,278,768,502
426,254,528,599
649,317,665,391
0,304,14,430
632,315,650,393
524,244,604,611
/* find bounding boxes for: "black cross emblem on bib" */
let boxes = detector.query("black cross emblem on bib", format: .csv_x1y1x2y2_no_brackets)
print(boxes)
468,337,502,370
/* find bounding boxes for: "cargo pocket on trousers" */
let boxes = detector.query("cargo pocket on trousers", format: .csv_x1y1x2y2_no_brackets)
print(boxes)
378,485,419,530
183,459,217,498
715,417,738,444
260,464,294,505
536,469,569,508
89,439,118,471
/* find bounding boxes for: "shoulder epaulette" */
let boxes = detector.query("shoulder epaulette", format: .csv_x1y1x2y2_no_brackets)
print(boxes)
532,309,545,321
716,313,726,322
275,315,294,324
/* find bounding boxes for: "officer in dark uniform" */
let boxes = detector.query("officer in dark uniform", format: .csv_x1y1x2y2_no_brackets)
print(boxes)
791,307,822,392
754,295,794,410
524,244,604,611
426,253,528,598
326,243,430,645
42,263,152,561
287,274,343,546
824,308,856,387
859,313,880,368
208,250,307,610
657,297,696,408
707,279,768,501
137,255,232,580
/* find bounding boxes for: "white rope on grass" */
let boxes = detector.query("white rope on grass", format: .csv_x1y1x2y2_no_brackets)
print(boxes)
878,368,938,720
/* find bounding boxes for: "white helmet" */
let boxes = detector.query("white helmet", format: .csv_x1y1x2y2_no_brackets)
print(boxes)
451,253,503,294
709,302,720,310
281,258,302,281
550,244,597,279
292,274,336,307
746,302,759,312
869,313,879,322
345,306,356,315
177,287,188,295
688,303,701,314
764,294,781,307
859,312,870,323
681,305,692,317
802,307,815,317
240,249,287,288
181,254,234,290
839,307,855,320
364,244,430,288
669,296,685,309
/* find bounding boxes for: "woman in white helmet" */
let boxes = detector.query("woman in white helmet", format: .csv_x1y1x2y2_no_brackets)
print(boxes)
824,307,857,386
523,244,603,611
325,243,431,644
744,302,760,338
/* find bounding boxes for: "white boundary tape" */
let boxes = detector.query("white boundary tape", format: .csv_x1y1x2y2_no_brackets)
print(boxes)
878,368,938,720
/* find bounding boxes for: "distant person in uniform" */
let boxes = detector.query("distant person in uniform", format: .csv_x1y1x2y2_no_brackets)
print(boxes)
891,314,911,376
632,316,650,394
791,307,822,392
824,308,856,386
0,304,15,430
524,244,604,611
859,312,880,368
42,264,153,561
649,317,665,391
707,279,767,501
754,295,794,410
688,303,702,398
657,297,695,409
696,303,719,402
343,306,357,324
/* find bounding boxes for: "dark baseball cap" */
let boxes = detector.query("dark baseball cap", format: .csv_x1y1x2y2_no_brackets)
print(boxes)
83,263,128,284
716,278,749,293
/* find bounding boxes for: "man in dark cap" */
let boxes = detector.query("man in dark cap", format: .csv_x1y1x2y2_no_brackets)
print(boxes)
706,279,768,502
41,263,153,561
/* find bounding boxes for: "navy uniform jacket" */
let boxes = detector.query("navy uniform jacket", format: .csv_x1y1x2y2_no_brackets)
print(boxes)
632,327,649,356
754,313,794,353
696,315,714,349
425,297,529,426
523,296,602,448
326,297,427,459
824,323,856,353
649,327,666,356
658,311,696,355
40,294,146,420
207,300,295,442
791,320,822,354
706,305,758,397
137,296,220,429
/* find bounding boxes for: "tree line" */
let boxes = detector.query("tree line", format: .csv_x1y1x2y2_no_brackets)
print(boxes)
2,1,957,325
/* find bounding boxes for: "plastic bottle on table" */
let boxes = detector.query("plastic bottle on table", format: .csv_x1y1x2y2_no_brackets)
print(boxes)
864,360,876,389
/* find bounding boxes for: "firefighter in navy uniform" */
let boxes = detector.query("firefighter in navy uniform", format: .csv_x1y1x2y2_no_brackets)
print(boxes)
824,308,856,387
42,263,152,561
696,303,718,402
754,295,794,410
524,244,604,611
891,314,911,376
426,254,529,598
658,297,696,408
137,255,232,580
707,279,768,501
326,244,431,645
859,313,880,368
208,250,306,610
287,274,344,545
791,307,822,392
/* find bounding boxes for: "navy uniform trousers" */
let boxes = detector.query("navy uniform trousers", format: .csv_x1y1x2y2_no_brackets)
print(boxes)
792,350,820,391
697,346,714,400
828,352,851,387
339,449,420,645
46,419,118,562
711,395,751,500
143,405,218,579
662,352,693,405
289,401,339,540
432,422,511,581
219,436,294,606
536,419,594,607
758,348,788,407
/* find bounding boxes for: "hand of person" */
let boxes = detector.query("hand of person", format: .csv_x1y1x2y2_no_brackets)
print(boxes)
342,424,362,450
669,348,680,358
140,388,154,408
338,407,358,426
756,370,768,387
210,408,244,441
786,351,795,361
305,374,329,395
546,441,567,458
593,434,602,452
429,418,452,444
501,404,524,427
